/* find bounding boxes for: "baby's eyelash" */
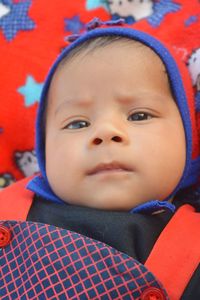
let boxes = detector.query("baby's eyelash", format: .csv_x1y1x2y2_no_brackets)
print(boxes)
128,112,154,121
63,120,90,130
62,111,155,130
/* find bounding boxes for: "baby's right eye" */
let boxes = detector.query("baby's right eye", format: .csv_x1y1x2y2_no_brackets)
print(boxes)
63,120,90,130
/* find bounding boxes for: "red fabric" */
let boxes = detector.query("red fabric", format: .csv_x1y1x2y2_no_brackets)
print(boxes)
0,177,33,221
145,204,200,300
0,0,199,185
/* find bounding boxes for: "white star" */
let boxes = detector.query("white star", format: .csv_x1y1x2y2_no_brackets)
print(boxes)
0,3,10,19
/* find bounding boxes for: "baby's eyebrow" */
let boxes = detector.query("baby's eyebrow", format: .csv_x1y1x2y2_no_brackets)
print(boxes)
116,89,172,103
55,98,93,115
54,89,172,115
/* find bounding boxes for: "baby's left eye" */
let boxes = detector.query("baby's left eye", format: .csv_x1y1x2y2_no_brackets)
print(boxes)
63,120,90,129
128,112,153,122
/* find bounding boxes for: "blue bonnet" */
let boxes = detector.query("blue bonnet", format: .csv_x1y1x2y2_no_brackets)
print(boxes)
27,19,200,214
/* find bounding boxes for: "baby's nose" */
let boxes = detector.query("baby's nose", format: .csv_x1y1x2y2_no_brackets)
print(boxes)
93,135,123,145
89,122,129,146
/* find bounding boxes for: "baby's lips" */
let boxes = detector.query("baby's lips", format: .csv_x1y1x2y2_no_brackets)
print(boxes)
87,161,133,175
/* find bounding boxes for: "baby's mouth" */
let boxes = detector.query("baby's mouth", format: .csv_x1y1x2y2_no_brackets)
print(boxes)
87,162,133,176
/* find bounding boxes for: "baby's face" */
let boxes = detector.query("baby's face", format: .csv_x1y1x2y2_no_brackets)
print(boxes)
45,41,186,210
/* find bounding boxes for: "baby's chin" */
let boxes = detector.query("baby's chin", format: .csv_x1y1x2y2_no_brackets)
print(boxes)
53,183,169,211
61,195,149,212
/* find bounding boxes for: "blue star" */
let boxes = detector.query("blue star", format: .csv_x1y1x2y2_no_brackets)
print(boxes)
18,75,44,107
86,0,108,11
185,15,198,27
64,15,84,34
148,0,181,27
0,0,35,41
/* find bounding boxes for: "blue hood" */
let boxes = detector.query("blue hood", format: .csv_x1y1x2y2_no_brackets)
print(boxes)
27,25,200,213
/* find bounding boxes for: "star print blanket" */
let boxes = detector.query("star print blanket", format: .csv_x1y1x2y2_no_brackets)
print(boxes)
0,0,199,188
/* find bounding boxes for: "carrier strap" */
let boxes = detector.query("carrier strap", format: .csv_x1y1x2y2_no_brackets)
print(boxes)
145,204,200,300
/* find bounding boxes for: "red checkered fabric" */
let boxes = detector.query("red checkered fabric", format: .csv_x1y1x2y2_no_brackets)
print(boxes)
0,221,168,299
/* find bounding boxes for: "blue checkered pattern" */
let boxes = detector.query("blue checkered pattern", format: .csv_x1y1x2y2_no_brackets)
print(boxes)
0,221,168,299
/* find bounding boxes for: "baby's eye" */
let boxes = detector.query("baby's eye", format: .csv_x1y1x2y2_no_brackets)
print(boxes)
128,112,153,121
63,120,90,129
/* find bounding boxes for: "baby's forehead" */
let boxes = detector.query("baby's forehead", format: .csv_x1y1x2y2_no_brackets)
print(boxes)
61,36,160,65
45,38,170,114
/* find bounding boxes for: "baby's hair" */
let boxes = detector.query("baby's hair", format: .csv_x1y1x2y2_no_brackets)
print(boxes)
58,35,141,67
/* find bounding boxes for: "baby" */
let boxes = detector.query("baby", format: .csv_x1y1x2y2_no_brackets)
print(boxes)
1,19,200,299
29,21,196,213
44,35,185,212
